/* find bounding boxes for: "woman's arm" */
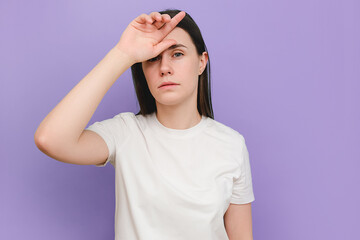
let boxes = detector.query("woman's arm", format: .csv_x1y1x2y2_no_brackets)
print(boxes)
34,48,133,153
224,203,253,240
34,48,133,164
34,11,185,164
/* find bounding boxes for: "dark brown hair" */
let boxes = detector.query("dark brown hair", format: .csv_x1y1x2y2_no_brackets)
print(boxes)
131,9,214,119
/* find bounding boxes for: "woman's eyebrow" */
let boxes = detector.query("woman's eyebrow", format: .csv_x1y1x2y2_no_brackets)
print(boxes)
168,44,187,50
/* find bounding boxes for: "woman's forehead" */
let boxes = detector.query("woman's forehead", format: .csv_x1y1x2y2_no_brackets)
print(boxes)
164,27,192,46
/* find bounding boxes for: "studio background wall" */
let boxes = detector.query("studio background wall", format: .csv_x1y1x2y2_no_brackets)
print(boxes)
1,0,359,239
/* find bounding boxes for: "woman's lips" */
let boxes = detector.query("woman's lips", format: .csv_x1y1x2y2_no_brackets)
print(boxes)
159,84,179,89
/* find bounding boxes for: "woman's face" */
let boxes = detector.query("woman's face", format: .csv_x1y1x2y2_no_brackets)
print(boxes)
141,27,208,107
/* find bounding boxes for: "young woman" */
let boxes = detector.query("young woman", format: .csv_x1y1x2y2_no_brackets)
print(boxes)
35,9,255,240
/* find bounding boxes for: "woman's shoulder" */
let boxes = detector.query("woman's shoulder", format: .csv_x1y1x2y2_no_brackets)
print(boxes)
206,118,245,143
112,111,135,118
95,112,140,129
119,111,152,130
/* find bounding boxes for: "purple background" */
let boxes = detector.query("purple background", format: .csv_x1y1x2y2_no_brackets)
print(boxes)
1,0,359,239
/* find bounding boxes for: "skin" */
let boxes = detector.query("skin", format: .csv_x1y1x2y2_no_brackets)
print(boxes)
141,27,208,129
115,11,187,65
224,203,254,240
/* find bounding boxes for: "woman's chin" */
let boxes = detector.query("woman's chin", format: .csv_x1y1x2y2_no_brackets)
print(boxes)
155,96,184,106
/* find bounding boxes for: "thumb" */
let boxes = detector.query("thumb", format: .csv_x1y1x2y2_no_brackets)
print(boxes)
153,39,177,56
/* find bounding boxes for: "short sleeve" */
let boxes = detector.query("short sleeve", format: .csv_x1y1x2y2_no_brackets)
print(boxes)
230,135,255,204
85,113,131,167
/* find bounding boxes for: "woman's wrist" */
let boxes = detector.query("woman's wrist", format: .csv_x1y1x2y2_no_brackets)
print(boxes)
110,46,136,68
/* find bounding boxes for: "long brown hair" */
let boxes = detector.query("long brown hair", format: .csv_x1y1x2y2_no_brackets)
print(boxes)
131,9,214,119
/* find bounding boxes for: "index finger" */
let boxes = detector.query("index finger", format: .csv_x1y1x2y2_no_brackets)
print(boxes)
158,11,186,36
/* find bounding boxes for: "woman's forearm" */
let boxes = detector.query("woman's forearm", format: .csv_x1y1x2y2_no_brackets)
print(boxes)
34,47,134,150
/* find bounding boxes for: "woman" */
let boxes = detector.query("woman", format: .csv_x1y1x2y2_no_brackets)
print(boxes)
35,9,255,240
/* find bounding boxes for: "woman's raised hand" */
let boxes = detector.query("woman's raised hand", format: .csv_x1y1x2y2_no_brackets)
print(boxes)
114,11,186,64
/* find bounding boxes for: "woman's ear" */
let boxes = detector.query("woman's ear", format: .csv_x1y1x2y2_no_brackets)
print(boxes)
199,52,208,75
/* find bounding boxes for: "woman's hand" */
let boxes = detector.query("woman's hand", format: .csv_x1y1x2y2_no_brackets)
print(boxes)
114,11,186,64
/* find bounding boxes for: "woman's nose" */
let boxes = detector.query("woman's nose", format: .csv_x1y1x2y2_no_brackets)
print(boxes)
159,56,173,76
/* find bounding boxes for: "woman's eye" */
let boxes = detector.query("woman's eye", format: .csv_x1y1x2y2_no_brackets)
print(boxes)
148,53,183,62
148,56,159,62
174,52,183,57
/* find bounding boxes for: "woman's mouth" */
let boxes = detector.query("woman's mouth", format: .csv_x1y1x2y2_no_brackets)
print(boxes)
159,83,180,89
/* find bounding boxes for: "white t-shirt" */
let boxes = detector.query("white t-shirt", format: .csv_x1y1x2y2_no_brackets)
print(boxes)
85,111,255,240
